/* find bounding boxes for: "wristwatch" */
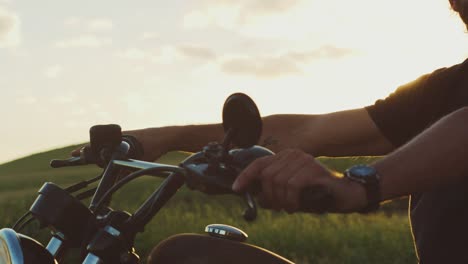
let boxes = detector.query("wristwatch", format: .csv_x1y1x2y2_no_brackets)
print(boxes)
344,165,381,213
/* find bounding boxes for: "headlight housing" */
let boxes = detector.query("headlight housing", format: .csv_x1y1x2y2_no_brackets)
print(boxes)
0,228,24,264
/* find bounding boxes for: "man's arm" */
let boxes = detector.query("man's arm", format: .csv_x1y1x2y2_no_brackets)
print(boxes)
126,108,394,161
375,107,468,201
233,107,468,213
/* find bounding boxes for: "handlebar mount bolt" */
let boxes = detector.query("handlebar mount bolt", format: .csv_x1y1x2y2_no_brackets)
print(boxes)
203,142,226,170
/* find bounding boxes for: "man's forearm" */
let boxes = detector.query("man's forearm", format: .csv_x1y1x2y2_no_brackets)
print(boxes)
374,107,468,201
126,124,224,160
128,108,393,160
171,115,326,154
127,116,311,156
260,110,393,156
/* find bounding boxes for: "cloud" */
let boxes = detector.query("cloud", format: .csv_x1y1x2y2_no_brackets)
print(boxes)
44,65,63,78
141,32,158,41
220,45,354,78
0,5,20,47
221,55,300,78
58,18,113,48
176,45,216,60
122,92,153,114
115,43,351,77
117,48,147,60
16,96,37,105
237,0,300,23
152,45,217,63
191,0,299,17
287,45,355,62
71,108,86,116
56,35,112,48
182,0,391,41
64,17,113,31
116,45,216,63
50,93,76,104
242,0,300,13
115,42,351,78
151,46,181,64
88,19,113,31
183,0,305,38
64,17,82,27
117,46,175,63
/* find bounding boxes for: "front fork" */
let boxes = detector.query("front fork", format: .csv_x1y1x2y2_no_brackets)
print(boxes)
82,224,139,264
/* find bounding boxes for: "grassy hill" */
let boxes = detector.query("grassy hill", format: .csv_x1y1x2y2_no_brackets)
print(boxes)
0,146,416,263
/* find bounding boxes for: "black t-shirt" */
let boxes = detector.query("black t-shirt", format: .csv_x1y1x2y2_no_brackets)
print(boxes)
365,58,468,263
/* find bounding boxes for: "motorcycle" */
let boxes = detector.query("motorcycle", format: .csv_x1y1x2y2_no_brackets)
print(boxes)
0,93,334,263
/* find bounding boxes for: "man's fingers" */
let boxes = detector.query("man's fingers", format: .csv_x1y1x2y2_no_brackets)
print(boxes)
258,151,296,207
260,180,276,210
284,162,331,213
284,174,304,213
233,148,332,214
284,161,321,212
233,149,293,193
232,155,274,192
257,194,270,209
273,154,309,210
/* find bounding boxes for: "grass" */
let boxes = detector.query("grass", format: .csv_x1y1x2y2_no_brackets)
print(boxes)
0,145,417,263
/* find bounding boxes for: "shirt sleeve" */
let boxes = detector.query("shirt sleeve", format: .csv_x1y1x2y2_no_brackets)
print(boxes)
365,63,465,148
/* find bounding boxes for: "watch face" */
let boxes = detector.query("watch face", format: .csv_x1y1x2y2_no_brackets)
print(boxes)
349,165,377,179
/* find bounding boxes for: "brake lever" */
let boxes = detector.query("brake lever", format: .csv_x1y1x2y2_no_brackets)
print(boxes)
50,146,97,168
50,156,86,168
242,192,257,221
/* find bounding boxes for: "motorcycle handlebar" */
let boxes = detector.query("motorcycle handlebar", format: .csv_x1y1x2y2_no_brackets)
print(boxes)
52,146,335,215
245,180,334,214
49,134,144,169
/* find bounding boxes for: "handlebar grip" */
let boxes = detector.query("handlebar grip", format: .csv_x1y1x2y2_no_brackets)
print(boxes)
298,185,335,214
50,159,67,168
50,157,84,168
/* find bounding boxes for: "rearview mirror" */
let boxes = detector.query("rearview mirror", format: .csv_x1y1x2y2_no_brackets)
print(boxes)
222,93,262,148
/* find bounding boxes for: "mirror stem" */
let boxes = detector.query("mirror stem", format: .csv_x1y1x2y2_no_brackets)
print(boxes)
222,128,234,149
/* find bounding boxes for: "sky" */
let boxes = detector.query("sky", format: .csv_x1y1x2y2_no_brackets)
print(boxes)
0,0,467,163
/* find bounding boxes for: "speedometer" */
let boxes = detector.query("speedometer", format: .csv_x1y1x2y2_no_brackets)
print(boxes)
0,229,24,264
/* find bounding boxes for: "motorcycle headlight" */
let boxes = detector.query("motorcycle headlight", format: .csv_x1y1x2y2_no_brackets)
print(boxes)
0,239,12,264
0,229,24,264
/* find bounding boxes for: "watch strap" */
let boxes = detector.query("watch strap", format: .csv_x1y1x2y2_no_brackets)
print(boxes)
344,166,381,213
359,174,381,213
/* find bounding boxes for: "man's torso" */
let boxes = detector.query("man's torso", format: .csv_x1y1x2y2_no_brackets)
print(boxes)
366,58,468,263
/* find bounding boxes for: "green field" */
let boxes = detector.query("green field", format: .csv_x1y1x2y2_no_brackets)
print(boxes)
0,146,417,263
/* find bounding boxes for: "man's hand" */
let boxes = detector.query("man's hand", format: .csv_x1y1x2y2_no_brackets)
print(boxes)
232,149,367,213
